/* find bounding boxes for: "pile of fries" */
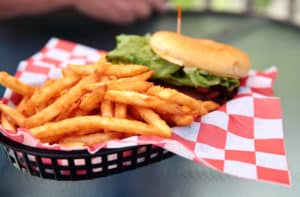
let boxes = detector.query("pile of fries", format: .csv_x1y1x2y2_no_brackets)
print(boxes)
0,58,219,147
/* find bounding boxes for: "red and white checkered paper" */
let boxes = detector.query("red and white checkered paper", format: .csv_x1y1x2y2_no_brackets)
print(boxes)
0,38,290,185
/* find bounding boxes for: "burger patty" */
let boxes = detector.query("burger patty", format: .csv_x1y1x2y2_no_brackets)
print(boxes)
194,86,238,105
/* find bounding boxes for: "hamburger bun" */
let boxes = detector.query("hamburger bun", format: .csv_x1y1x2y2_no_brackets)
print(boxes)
150,31,251,78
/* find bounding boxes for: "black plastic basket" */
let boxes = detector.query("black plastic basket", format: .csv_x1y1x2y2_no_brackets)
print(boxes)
0,133,173,180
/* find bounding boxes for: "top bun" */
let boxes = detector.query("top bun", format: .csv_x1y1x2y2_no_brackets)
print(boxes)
150,31,251,78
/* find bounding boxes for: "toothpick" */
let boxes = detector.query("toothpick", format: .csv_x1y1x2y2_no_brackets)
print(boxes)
177,5,181,34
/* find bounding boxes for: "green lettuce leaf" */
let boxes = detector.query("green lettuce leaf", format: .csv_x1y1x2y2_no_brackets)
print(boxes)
107,34,239,90
107,34,180,78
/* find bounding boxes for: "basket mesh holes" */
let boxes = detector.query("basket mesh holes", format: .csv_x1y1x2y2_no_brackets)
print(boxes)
74,158,85,166
45,169,54,174
137,157,145,163
122,150,132,157
28,155,36,162
108,164,118,170
91,157,102,164
137,146,147,153
92,167,103,173
162,150,168,154
76,169,87,175
107,153,117,161
41,157,52,165
60,170,71,175
31,166,38,171
150,152,159,159
59,159,69,166
123,161,131,166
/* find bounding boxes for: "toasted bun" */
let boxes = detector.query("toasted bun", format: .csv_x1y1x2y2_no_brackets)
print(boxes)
150,31,251,78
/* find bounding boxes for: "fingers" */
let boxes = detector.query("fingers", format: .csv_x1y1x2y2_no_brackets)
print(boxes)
74,0,132,24
74,0,166,24
130,0,152,20
146,0,166,12
0,0,70,20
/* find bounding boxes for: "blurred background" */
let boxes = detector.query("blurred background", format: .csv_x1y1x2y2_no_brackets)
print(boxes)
1,0,300,197
169,0,300,25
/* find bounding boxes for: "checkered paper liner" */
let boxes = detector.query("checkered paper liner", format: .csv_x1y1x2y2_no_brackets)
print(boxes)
0,38,290,185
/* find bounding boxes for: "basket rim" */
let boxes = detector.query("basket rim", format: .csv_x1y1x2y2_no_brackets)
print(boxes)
0,132,142,158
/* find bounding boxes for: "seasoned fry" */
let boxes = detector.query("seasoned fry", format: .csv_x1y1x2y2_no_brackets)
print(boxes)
30,116,171,140
135,107,171,137
105,64,149,77
23,74,99,128
0,72,35,96
79,86,106,112
68,63,108,76
1,113,16,132
16,96,29,114
114,103,127,118
129,70,154,81
108,80,153,92
147,86,208,116
87,78,153,93
0,57,222,146
101,99,114,133
28,73,80,109
55,101,80,121
167,114,195,126
59,132,123,147
105,90,191,115
0,102,25,127
101,100,114,117
203,101,220,112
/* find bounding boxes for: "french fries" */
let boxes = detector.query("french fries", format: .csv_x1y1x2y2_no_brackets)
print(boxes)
0,60,220,146
0,102,25,126
59,132,123,147
0,72,35,96
31,116,171,140
1,113,16,132
105,90,191,115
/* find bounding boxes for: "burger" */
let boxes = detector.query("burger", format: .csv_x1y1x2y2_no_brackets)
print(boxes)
107,31,251,104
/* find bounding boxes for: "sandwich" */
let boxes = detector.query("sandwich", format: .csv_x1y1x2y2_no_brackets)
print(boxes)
107,31,251,104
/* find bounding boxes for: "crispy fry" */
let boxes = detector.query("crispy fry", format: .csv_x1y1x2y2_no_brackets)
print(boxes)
55,101,80,121
16,96,29,114
30,116,171,140
23,74,99,128
147,86,207,116
1,113,16,132
0,102,25,127
101,99,114,133
105,64,149,77
101,100,114,117
114,103,127,118
87,78,153,93
68,64,106,76
105,90,191,115
0,72,35,96
203,101,220,112
129,70,154,81
28,73,80,109
135,107,171,137
108,80,153,92
79,86,106,112
59,132,123,147
168,114,195,126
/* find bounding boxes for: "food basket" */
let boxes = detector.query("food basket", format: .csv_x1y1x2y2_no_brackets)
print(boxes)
0,133,173,180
